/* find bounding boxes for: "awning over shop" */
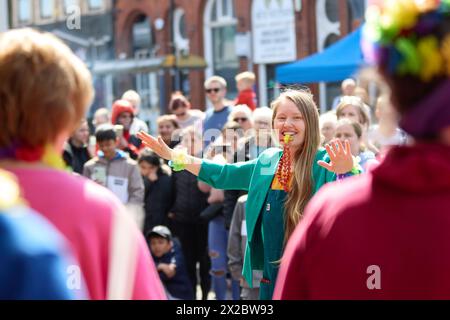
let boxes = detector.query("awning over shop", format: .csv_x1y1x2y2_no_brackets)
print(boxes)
92,57,165,75
92,54,207,75
162,54,208,69
276,27,364,84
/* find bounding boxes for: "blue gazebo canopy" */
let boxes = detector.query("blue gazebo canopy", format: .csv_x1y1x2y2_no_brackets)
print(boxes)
276,27,364,84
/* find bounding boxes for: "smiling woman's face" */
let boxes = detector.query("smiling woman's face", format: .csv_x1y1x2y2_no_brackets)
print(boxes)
273,98,306,149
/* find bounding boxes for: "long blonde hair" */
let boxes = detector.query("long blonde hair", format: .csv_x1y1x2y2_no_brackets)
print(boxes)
271,90,320,245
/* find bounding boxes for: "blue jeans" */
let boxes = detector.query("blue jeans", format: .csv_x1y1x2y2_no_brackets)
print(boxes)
208,215,240,300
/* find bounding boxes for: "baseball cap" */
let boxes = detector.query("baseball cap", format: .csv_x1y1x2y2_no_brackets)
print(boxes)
148,225,172,240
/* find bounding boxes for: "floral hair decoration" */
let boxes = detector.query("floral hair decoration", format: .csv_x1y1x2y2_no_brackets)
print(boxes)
362,0,450,82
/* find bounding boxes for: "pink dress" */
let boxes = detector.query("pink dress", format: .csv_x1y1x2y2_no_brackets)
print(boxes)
7,167,166,300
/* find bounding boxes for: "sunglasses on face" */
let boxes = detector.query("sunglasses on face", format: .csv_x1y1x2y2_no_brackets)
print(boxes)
233,117,248,123
205,88,221,94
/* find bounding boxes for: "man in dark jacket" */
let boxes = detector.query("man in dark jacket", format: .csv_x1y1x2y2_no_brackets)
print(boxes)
166,126,211,299
63,119,91,174
169,168,210,300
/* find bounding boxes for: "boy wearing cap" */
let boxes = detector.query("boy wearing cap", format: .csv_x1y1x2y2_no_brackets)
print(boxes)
148,226,195,300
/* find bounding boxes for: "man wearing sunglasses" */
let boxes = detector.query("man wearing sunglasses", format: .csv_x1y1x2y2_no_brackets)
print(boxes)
202,76,232,148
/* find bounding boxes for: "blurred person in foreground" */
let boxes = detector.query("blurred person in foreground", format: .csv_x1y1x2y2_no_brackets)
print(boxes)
275,1,450,299
0,169,81,299
0,28,165,300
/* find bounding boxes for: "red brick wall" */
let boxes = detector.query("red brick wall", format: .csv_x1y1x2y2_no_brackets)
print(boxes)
114,0,357,113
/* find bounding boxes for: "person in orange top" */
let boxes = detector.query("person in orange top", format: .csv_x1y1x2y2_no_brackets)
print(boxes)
234,71,257,111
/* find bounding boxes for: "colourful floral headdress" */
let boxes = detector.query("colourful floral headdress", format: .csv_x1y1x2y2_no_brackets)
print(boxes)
362,0,450,82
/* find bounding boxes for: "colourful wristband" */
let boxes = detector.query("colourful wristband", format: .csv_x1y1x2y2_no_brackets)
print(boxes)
169,149,189,172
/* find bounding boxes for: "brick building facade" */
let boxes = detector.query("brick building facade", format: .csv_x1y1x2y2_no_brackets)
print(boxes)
114,0,367,115
6,0,367,131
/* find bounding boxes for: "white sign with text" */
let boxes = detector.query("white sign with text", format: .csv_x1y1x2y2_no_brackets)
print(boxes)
252,0,297,64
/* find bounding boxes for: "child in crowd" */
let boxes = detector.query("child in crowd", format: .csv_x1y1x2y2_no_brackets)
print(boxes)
83,124,145,229
148,225,195,300
334,119,378,172
336,95,379,155
234,71,257,111
138,149,173,235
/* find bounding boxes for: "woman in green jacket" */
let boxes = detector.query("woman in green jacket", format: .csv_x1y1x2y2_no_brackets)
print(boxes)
137,90,355,299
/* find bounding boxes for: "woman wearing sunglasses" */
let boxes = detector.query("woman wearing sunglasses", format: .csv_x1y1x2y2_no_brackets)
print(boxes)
228,104,254,136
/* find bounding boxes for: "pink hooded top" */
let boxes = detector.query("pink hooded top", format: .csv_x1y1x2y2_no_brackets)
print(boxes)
274,143,450,299
7,166,166,300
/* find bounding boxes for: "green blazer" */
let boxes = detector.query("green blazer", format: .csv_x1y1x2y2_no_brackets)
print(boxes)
198,147,336,286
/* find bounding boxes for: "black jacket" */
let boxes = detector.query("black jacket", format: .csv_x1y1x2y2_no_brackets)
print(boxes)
143,172,173,234
170,170,209,224
63,140,91,174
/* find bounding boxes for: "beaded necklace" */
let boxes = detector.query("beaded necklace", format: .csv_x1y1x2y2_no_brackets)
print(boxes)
276,134,293,193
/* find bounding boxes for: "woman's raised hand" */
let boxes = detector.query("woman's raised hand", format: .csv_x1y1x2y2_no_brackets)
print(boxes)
318,139,354,174
136,131,173,161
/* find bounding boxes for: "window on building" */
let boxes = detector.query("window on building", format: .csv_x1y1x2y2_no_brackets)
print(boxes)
18,0,32,22
325,0,339,23
347,0,366,29
348,0,366,20
39,0,54,19
130,14,159,116
205,0,239,99
64,0,79,14
132,15,153,54
87,0,103,10
177,10,187,40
